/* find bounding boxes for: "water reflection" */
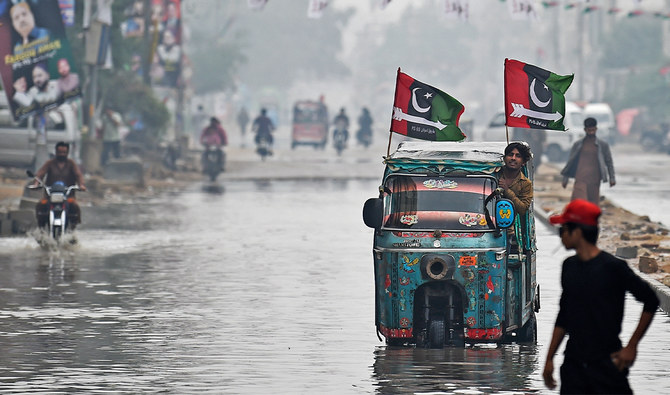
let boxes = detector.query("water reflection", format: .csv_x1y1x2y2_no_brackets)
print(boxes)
372,344,540,394
201,183,225,194
1,179,669,393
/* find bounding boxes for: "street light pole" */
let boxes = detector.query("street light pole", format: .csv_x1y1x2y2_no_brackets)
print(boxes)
577,3,584,101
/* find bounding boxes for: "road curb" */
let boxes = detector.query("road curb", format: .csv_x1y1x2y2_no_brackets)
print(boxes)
534,199,670,316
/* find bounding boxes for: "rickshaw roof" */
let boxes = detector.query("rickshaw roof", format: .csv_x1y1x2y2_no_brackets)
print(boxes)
385,141,507,174
294,100,321,109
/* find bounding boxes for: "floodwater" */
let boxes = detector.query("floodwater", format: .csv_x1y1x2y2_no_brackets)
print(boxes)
603,144,670,227
0,178,669,394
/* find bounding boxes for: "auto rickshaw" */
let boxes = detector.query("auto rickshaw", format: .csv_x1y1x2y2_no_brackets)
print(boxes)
291,100,328,149
363,141,539,348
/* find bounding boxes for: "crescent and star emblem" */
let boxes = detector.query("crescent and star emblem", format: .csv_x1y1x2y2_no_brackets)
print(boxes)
411,88,432,113
530,79,551,108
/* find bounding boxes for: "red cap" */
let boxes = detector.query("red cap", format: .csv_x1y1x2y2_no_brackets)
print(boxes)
549,199,601,226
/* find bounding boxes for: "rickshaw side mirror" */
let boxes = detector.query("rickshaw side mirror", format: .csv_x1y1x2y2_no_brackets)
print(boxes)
495,198,515,229
363,197,383,229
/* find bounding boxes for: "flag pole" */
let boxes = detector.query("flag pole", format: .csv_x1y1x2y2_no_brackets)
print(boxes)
387,67,402,158
503,58,510,146
386,131,393,157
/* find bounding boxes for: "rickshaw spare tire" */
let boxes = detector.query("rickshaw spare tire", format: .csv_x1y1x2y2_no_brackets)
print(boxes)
426,258,447,280
421,254,455,281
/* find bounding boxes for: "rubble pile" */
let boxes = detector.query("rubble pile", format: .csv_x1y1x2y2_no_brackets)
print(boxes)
534,164,670,289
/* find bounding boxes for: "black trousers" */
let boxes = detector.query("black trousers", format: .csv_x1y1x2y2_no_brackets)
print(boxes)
102,141,121,165
560,356,632,394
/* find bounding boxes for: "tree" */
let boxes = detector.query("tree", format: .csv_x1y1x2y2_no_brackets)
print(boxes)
185,1,351,95
600,17,668,118
68,0,170,139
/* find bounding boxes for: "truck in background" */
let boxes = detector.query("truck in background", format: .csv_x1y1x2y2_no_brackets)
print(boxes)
0,95,81,169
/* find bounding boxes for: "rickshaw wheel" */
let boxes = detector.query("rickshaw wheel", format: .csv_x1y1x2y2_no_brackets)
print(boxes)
516,312,537,343
386,338,406,347
428,319,445,348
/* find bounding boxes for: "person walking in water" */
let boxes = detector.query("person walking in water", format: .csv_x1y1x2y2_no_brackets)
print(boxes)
237,106,249,147
543,199,659,393
560,117,615,205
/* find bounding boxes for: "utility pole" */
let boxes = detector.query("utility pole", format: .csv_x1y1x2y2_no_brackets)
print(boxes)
142,0,152,85
33,112,48,173
577,3,584,101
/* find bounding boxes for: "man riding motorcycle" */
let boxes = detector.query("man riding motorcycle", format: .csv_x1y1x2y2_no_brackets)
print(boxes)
32,141,86,229
333,108,350,142
199,117,228,171
356,107,373,147
252,108,275,155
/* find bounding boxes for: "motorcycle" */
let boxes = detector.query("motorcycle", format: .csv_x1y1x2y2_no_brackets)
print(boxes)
202,145,225,181
356,128,372,148
256,132,273,161
27,170,82,243
333,127,348,156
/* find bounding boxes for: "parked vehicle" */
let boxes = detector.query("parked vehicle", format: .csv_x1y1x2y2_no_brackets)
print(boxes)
27,170,82,242
481,103,587,162
584,102,615,145
201,145,225,181
0,97,81,169
362,141,539,348
291,100,328,149
543,101,585,162
478,109,508,142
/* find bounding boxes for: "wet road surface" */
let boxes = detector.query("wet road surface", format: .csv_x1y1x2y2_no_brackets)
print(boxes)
0,178,669,394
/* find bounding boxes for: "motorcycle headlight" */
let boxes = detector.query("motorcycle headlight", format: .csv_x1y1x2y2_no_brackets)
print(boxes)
50,194,64,203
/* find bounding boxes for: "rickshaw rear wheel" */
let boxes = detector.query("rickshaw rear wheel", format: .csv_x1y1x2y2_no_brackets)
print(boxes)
428,319,445,348
516,312,537,343
386,338,406,347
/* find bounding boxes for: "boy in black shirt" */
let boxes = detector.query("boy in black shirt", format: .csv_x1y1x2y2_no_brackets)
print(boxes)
543,199,659,394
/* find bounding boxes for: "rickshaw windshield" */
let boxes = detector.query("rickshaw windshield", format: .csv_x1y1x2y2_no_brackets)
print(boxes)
294,104,323,123
382,175,497,231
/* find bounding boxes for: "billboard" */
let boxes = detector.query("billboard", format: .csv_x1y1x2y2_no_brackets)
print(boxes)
149,0,181,88
0,0,81,121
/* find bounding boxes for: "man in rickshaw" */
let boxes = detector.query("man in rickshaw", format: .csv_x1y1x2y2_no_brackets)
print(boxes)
497,142,533,215
497,142,533,251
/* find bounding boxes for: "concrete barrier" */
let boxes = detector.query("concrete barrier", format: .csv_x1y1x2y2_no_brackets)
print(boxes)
9,209,35,234
103,156,144,186
0,212,11,236
19,197,39,210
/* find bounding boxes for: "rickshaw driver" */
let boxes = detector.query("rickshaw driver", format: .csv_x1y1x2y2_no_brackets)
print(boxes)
497,142,533,215
497,142,533,251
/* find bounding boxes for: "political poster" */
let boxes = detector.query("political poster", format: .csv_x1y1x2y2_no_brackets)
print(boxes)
0,0,81,121
149,0,182,88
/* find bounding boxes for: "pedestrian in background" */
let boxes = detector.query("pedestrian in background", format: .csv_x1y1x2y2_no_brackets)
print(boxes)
101,108,122,166
237,106,249,147
560,117,615,205
543,199,659,394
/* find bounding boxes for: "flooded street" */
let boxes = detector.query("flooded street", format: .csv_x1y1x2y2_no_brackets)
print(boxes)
1,177,669,393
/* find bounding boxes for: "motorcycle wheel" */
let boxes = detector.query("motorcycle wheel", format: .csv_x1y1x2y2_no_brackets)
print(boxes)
52,226,62,241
